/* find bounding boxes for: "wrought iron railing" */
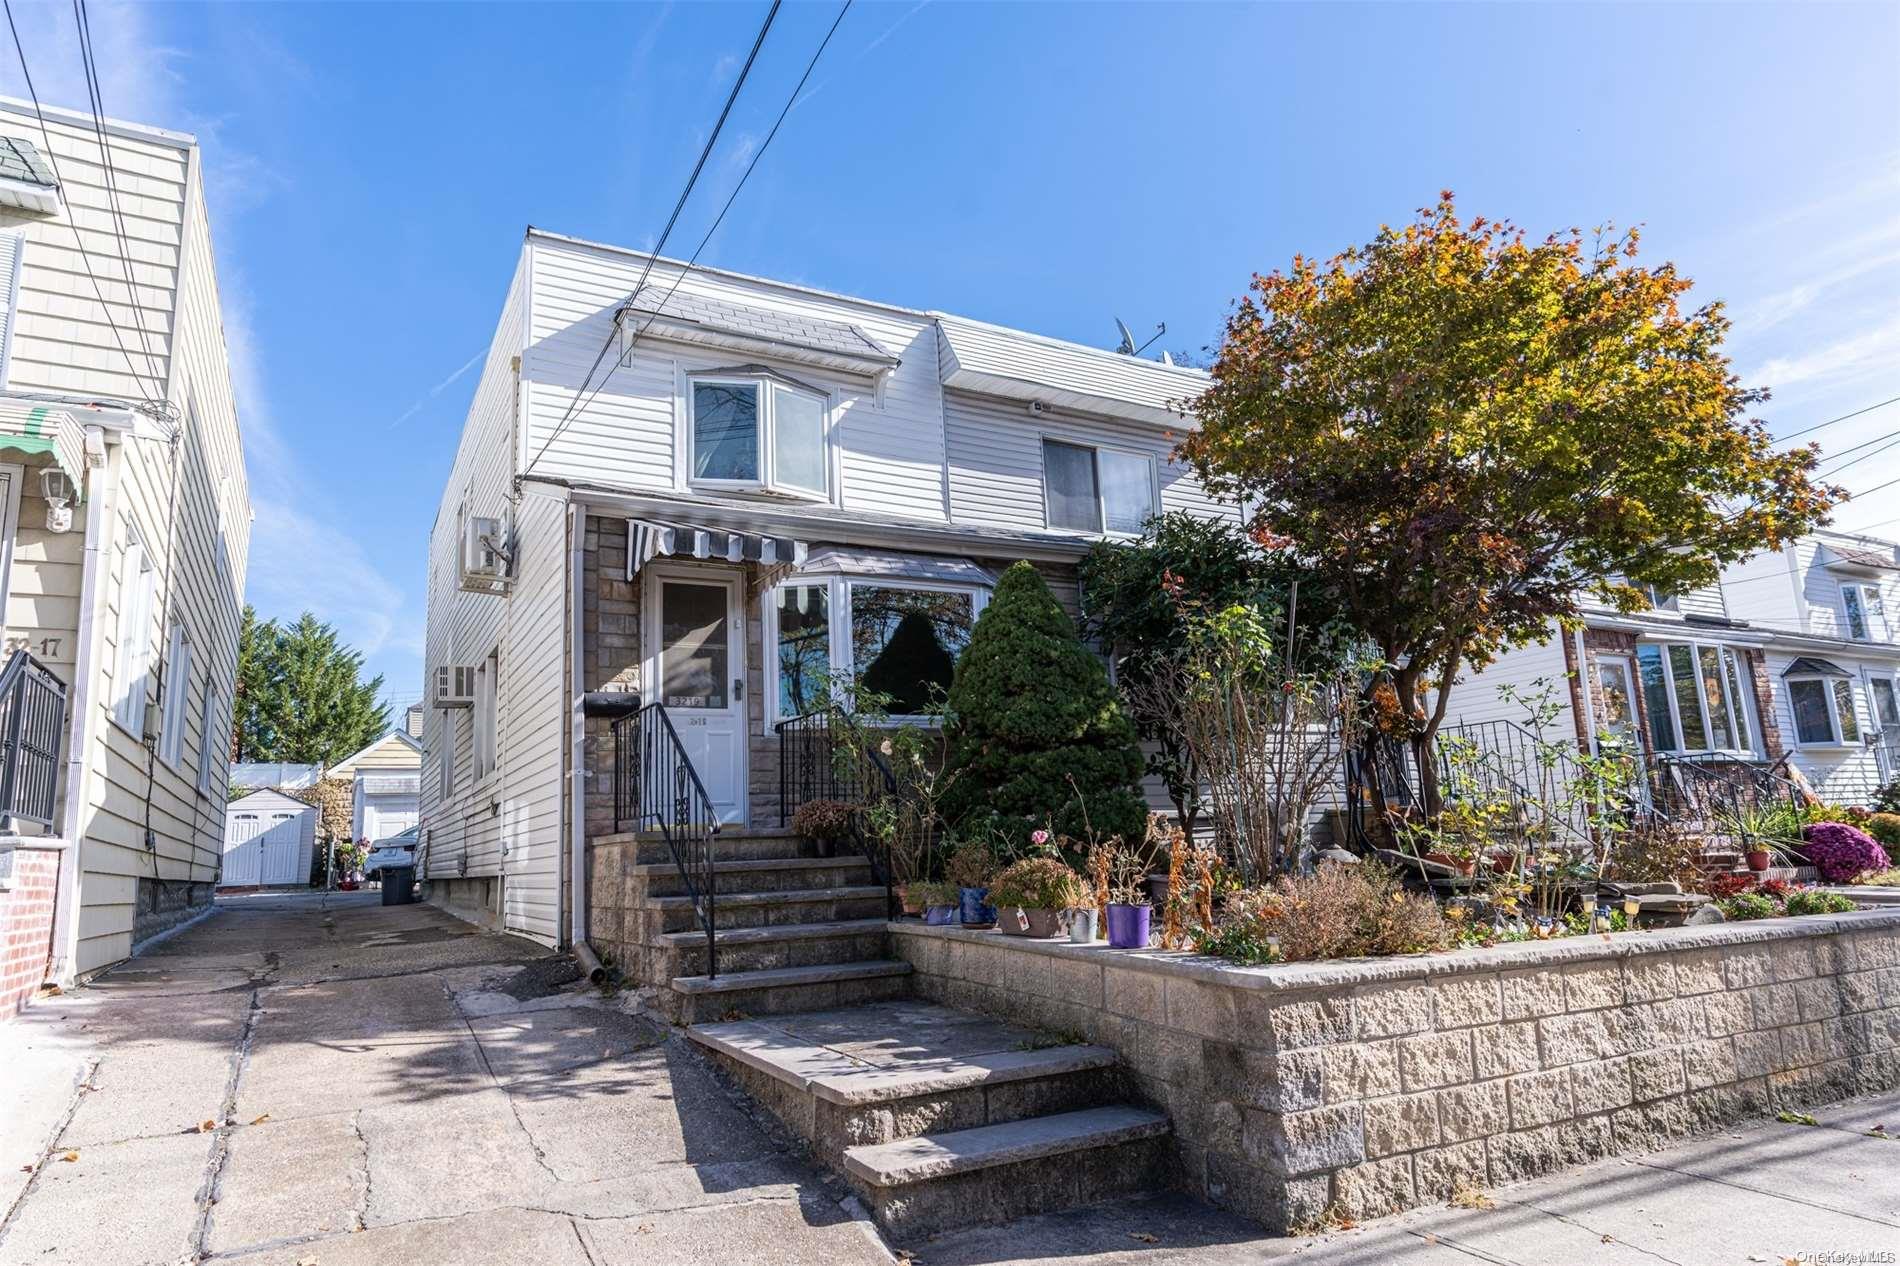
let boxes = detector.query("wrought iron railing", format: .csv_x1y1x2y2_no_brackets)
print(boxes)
1437,718,1602,851
1641,751,1804,850
776,710,901,917
0,651,67,832
612,703,721,977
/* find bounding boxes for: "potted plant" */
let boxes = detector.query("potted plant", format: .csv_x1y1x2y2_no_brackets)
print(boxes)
910,880,962,926
791,798,857,860
945,838,997,928
1092,839,1153,949
989,857,1080,938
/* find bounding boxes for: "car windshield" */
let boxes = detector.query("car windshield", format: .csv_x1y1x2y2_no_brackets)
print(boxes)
376,826,420,847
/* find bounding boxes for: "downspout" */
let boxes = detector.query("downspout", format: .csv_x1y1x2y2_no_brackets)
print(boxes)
567,500,589,955
47,446,114,986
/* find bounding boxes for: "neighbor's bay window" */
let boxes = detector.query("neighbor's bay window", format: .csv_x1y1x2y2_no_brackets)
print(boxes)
768,575,985,722
1042,438,1156,535
691,374,829,498
1788,674,1861,746
1634,641,1758,755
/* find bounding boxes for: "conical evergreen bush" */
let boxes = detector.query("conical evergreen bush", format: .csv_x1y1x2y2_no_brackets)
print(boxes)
940,562,1147,854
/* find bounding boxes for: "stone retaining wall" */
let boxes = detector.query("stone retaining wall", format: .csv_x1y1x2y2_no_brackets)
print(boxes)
890,910,1900,1231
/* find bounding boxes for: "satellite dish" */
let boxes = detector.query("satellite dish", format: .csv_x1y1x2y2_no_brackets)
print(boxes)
1114,317,1137,356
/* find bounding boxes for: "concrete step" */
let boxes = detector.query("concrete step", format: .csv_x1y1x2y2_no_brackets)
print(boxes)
690,1016,1123,1163
667,960,914,1024
602,828,839,866
842,1106,1170,1241
648,885,891,933
656,918,891,978
634,855,877,898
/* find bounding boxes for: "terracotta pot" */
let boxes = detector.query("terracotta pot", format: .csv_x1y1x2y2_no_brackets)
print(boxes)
1745,849,1772,872
1490,854,1515,875
1423,851,1476,876
999,906,1062,938
897,885,924,916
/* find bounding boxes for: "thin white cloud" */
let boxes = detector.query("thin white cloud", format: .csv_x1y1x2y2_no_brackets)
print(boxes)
1750,312,1900,393
391,349,484,429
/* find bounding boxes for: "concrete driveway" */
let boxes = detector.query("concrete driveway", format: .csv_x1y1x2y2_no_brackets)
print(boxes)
5,890,1898,1265
0,890,894,1266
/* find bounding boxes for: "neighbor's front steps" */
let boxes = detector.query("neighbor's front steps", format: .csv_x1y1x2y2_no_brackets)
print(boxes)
689,999,1170,1241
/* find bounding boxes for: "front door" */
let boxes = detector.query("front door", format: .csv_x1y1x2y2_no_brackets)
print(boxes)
646,567,746,824
1596,656,1642,751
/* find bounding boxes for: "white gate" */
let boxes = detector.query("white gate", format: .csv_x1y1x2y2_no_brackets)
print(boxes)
223,812,265,885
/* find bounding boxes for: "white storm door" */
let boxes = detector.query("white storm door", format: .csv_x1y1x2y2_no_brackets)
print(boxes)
261,812,302,884
224,813,263,885
647,568,747,825
1596,657,1642,750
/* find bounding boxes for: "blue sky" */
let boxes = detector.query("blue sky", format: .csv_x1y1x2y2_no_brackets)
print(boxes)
4,1,1897,707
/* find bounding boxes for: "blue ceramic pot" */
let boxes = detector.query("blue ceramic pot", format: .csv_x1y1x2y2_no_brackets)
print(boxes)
959,886,996,927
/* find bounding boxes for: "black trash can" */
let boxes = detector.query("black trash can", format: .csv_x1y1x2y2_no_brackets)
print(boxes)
380,866,416,906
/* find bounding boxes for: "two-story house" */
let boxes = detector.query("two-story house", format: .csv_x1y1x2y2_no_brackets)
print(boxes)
0,98,249,1010
420,230,1229,962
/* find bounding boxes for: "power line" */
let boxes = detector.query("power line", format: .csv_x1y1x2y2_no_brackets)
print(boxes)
1815,425,1900,481
561,0,854,436
2,0,166,405
521,0,782,478
1777,395,1900,444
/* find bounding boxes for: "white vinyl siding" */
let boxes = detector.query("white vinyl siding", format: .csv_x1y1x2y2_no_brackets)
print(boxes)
1442,624,1579,740
157,621,192,766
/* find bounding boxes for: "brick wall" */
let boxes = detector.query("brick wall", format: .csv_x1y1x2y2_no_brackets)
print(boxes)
892,911,1900,1232
0,846,61,1019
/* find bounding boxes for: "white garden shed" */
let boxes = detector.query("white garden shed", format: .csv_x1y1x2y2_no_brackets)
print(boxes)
221,789,317,888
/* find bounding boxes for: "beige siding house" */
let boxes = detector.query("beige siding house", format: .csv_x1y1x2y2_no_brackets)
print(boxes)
0,96,248,989
421,231,1227,959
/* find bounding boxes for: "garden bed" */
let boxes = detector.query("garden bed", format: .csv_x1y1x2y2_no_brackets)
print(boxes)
889,907,1900,1232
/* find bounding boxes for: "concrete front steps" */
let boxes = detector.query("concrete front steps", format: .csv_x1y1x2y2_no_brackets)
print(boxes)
689,1000,1169,1241
618,829,912,1023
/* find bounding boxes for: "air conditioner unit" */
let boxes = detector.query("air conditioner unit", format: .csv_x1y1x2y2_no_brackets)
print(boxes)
433,664,477,708
459,513,511,591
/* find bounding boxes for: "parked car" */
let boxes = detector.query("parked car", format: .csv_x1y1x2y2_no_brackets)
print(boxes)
363,825,420,883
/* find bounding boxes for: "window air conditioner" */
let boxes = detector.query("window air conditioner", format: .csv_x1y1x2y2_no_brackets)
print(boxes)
433,664,477,708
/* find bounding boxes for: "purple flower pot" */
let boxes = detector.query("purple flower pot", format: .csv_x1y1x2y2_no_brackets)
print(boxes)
924,904,960,926
1105,902,1151,949
959,886,995,928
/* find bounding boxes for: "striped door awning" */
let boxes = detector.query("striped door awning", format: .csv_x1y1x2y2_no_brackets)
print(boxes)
627,519,808,579
0,402,87,492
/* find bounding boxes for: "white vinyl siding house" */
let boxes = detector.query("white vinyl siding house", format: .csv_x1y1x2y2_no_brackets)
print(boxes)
422,232,1227,953
0,98,249,978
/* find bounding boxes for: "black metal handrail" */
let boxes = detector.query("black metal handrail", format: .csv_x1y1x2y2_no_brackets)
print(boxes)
776,711,901,917
612,703,721,977
0,651,67,832
1642,751,1803,850
1437,718,1602,851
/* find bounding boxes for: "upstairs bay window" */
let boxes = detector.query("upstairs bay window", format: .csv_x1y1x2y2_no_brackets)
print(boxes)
690,374,829,498
1042,439,1156,536
1634,641,1758,756
1841,582,1890,642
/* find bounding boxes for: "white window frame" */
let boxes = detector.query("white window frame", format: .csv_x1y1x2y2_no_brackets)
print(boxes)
1787,673,1862,748
1841,582,1890,642
762,574,990,729
1633,639,1759,757
1039,436,1159,538
157,622,193,767
1863,670,1899,736
686,372,833,501
1644,584,1679,613
197,682,219,797
472,647,499,783
111,527,156,737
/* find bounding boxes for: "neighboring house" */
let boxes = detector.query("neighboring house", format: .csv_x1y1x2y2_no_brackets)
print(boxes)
326,729,421,840
1445,528,1900,806
220,788,316,888
0,98,249,1006
228,761,322,793
421,230,1229,949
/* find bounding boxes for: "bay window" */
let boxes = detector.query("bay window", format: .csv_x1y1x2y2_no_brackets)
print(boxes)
1787,674,1861,746
1633,641,1758,755
690,373,830,498
1042,438,1156,536
1841,582,1890,642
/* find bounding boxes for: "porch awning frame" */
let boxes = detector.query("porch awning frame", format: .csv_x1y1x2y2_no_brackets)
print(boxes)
0,402,88,494
626,518,808,580
1782,656,1852,678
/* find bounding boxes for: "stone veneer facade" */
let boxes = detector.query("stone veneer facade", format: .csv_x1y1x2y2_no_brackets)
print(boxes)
890,911,1900,1231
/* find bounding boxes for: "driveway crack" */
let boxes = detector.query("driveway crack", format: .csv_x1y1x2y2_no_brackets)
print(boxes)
0,1055,99,1244
189,988,264,1262
1504,1195,1690,1266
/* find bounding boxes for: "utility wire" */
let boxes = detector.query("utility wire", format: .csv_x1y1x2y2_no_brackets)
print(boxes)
2,0,165,407
560,0,854,436
521,0,782,478
1776,395,1900,444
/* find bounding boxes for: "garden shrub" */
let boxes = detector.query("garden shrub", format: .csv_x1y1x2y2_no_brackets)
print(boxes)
940,562,1147,853
790,798,857,840
988,857,1086,910
1875,777,1900,815
1716,891,1780,921
1784,888,1857,916
1803,821,1891,882
1191,863,1450,964
1864,813,1900,849
944,838,998,889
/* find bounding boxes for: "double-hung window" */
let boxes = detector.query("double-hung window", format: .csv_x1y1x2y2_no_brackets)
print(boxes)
196,683,219,796
1042,439,1156,536
473,648,499,781
690,373,829,498
157,622,193,766
1788,673,1861,746
1633,641,1757,755
1841,582,1890,642
767,574,986,724
111,528,156,736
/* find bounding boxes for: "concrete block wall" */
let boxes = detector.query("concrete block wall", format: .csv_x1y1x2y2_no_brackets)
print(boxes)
0,845,60,1018
891,910,1900,1232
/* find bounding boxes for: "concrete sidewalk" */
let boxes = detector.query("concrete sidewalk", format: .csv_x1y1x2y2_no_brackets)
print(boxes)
5,890,1897,1265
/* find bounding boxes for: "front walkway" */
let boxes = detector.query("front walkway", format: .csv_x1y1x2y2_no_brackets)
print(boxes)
3,889,1896,1265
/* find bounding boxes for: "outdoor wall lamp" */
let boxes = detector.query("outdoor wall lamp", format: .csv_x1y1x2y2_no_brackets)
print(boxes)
39,468,75,533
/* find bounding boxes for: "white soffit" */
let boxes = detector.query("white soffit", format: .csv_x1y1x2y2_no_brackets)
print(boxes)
935,314,1205,428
